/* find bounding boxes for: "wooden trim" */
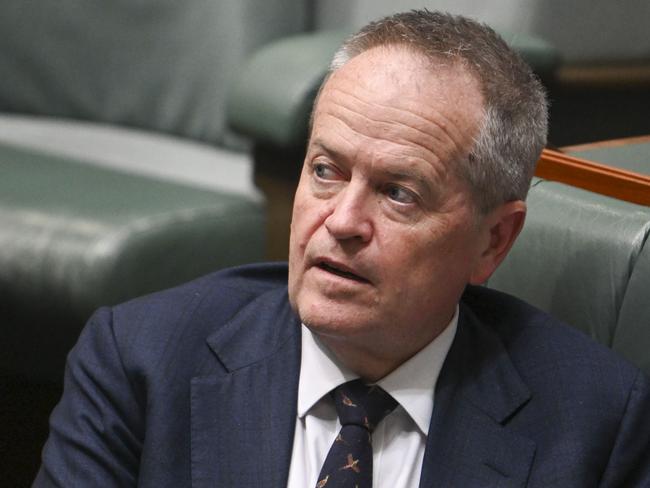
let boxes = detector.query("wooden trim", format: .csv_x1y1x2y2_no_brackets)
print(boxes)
535,148,650,206
561,135,650,152
556,63,650,87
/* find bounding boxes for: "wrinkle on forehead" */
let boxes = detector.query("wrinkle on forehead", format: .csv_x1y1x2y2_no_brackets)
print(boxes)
314,47,484,171
318,87,471,167
313,114,449,191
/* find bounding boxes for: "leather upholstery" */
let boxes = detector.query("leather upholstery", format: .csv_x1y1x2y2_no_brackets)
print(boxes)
0,0,307,145
0,3,303,482
614,243,650,373
489,178,650,374
0,142,265,382
0,0,309,384
313,0,650,64
228,31,349,148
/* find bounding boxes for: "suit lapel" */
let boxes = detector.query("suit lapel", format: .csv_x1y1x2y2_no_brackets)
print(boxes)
420,300,536,487
190,287,301,488
188,283,538,486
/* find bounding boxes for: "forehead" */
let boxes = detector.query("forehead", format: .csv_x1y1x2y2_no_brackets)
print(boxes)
312,46,484,171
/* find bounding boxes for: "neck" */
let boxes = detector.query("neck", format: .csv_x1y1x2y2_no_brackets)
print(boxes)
306,308,458,382
315,332,433,383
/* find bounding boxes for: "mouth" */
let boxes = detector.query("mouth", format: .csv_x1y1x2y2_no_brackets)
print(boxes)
316,260,370,284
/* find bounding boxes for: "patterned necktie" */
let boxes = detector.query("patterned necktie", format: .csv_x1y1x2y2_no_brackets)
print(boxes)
315,379,398,488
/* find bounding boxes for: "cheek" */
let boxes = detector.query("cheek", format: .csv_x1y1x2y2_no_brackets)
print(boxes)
288,185,334,283
288,194,309,308
289,202,311,255
379,220,468,282
289,182,312,243
291,191,334,246
378,222,432,263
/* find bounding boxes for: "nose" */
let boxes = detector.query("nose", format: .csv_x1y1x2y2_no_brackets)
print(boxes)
324,183,373,243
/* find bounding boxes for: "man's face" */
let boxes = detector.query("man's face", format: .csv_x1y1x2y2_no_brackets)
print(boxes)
288,47,490,366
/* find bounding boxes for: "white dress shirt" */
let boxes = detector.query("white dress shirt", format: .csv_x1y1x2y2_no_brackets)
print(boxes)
286,310,458,488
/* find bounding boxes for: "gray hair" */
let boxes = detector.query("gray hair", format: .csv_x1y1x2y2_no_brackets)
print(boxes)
327,10,548,213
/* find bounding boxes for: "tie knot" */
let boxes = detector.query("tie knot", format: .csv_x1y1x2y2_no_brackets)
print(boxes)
332,379,397,432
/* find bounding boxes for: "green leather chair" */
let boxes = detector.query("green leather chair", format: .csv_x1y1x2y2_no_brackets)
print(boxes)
1,143,265,382
613,241,650,374
488,178,650,375
0,1,308,484
0,0,310,382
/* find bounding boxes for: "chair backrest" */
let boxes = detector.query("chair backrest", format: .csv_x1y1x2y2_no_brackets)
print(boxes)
313,0,650,63
0,0,308,145
613,242,650,373
488,178,650,374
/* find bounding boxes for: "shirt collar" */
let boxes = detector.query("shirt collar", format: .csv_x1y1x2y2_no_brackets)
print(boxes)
297,308,458,435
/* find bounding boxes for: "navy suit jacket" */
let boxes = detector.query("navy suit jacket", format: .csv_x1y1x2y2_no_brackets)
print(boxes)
35,263,650,487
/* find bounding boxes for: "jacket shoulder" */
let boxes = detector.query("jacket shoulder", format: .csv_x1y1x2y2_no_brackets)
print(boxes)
462,284,646,394
113,261,288,324
460,286,650,483
107,262,290,372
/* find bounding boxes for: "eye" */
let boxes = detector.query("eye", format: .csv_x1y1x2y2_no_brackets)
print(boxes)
386,184,416,204
313,162,339,181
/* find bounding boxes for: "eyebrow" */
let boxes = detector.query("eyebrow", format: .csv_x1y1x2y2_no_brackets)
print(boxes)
310,139,428,177
380,167,434,199
307,139,346,162
309,138,436,197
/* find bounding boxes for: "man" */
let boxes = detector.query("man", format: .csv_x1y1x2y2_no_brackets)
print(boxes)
35,10,649,487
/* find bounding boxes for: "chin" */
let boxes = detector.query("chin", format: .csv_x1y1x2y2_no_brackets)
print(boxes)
297,297,377,339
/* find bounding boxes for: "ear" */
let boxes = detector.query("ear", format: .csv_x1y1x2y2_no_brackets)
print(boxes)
469,200,527,285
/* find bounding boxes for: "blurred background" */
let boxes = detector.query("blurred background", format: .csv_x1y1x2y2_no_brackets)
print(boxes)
1,0,648,485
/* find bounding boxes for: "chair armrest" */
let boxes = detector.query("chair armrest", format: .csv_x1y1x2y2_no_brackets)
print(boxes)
227,31,349,149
